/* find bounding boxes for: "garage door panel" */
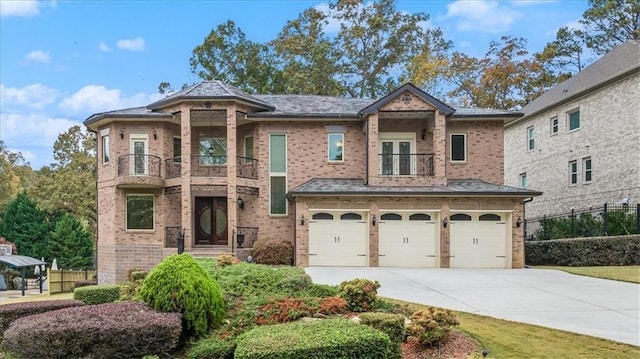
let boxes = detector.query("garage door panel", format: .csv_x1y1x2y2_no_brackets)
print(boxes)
308,212,367,267
450,213,507,268
379,213,437,267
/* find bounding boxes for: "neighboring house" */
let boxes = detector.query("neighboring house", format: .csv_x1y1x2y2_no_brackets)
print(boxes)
84,82,540,284
504,40,640,222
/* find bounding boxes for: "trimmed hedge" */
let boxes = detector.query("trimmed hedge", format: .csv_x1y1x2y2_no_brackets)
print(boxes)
186,336,236,359
0,300,84,340
73,284,121,304
234,319,401,359
252,238,294,265
3,301,181,359
525,235,640,266
359,312,406,344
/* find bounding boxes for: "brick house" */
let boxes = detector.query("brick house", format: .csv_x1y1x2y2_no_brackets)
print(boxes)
504,40,640,222
84,82,540,284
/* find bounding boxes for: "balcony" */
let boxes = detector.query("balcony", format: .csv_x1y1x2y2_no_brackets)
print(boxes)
164,156,258,180
378,153,434,176
116,154,164,188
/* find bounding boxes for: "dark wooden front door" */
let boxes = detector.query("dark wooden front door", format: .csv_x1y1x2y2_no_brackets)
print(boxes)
195,197,228,245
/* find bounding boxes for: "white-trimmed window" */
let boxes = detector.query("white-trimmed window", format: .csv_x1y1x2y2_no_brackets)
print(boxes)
519,173,528,188
328,133,344,162
527,126,535,150
126,194,154,230
569,160,578,185
100,128,110,164
583,157,592,183
200,137,227,165
550,117,558,135
568,109,580,131
450,133,466,162
270,134,287,215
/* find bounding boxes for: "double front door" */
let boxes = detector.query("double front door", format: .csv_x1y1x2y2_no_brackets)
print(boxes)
195,197,228,245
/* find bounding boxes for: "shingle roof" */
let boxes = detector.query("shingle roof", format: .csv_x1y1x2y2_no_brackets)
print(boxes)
452,107,523,118
288,178,541,197
517,40,640,123
360,83,455,115
0,255,46,269
251,95,374,118
147,81,275,111
83,106,172,127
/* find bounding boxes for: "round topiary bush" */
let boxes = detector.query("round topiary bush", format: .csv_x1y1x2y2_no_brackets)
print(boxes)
338,278,380,312
140,253,225,337
252,238,293,265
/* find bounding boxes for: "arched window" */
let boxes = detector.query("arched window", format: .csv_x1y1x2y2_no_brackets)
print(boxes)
450,213,472,221
312,213,333,220
479,214,501,221
409,213,431,221
381,213,402,221
340,213,362,220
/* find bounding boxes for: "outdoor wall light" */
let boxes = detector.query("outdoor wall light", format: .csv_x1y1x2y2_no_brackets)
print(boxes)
443,217,448,228
237,197,244,210
421,128,427,140
119,128,124,139
152,129,157,140
300,215,305,226
372,215,377,226
516,216,523,228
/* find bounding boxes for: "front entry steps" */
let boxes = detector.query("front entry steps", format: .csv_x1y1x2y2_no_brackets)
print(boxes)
187,246,232,258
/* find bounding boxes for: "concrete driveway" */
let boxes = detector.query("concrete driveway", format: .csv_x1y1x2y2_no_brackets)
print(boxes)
305,267,640,346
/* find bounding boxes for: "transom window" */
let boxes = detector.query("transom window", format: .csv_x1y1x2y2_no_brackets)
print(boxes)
409,213,431,221
527,126,535,150
583,157,592,182
381,213,402,221
126,194,154,230
312,213,333,220
568,109,580,131
450,213,471,221
550,117,558,135
340,213,362,220
450,134,466,162
569,160,578,185
479,214,501,221
328,133,344,162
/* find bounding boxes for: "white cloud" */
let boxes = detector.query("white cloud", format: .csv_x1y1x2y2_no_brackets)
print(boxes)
0,112,78,145
116,37,146,51
0,83,59,109
99,42,111,52
25,49,51,63
314,3,341,34
59,85,162,115
510,0,556,6
446,0,522,33
0,0,40,17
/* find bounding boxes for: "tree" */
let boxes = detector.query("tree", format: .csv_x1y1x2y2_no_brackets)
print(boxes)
189,20,286,94
272,7,345,95
29,126,97,236
48,213,93,269
536,26,588,79
446,36,552,109
331,0,430,98
406,27,454,99
0,192,49,259
580,0,640,55
0,142,35,213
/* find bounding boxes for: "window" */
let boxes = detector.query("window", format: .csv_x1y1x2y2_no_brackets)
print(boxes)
568,109,580,131
583,157,592,182
130,135,148,175
519,173,527,188
379,133,415,175
328,133,344,162
126,194,154,230
450,134,466,162
200,138,227,165
450,213,471,221
550,117,558,135
381,213,402,221
173,137,181,163
479,214,502,221
569,160,578,185
102,135,110,163
270,134,287,215
244,136,254,162
527,126,535,150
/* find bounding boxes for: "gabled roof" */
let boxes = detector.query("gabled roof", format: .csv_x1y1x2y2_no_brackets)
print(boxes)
288,178,542,197
360,83,455,116
511,40,640,126
147,81,276,111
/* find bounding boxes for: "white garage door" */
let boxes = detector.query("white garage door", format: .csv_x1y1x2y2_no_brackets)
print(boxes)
378,212,437,267
308,211,368,266
449,213,508,268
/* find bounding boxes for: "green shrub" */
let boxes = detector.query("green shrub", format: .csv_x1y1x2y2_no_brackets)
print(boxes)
303,283,339,297
72,279,97,289
73,284,120,305
140,253,225,337
130,270,147,281
525,235,640,266
407,307,458,347
0,300,84,341
186,335,236,359
359,312,406,344
3,301,181,359
338,278,380,312
234,319,401,359
252,238,293,265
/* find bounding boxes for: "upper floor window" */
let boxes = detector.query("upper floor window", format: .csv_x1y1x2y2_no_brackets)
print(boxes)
100,128,109,164
519,173,527,188
126,194,154,230
270,134,287,215
583,157,592,183
568,109,580,131
550,117,558,135
173,137,181,163
328,133,344,162
527,126,535,150
569,160,578,185
244,136,254,162
450,134,466,162
200,138,227,165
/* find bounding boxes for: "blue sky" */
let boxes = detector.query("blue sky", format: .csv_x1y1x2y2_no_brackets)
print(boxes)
0,0,589,169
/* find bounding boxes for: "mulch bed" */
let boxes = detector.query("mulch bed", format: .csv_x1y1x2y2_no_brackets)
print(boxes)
401,331,479,359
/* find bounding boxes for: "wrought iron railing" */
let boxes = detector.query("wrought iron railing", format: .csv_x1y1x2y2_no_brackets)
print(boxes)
117,154,162,177
165,157,181,179
237,157,258,179
192,156,227,177
378,153,434,176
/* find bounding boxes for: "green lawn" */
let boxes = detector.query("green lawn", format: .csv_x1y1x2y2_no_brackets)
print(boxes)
533,265,640,284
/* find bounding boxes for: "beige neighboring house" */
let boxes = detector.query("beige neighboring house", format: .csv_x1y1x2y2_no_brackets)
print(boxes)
505,40,640,222
84,82,540,284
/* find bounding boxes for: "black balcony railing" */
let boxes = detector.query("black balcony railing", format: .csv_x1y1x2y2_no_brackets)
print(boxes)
117,154,162,177
192,156,228,177
165,157,181,179
378,153,434,176
237,157,258,179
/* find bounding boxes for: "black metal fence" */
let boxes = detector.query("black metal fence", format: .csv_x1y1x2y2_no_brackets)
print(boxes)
525,203,640,241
